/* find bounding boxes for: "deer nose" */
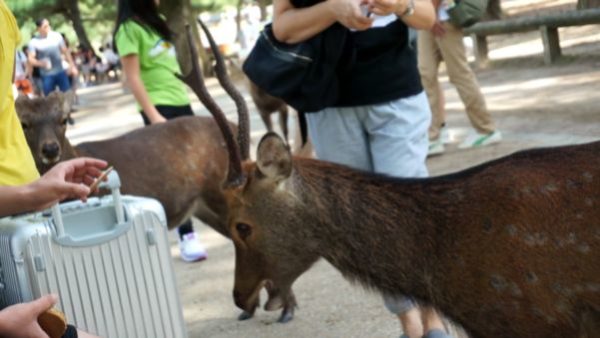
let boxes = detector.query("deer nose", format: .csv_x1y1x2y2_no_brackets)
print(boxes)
41,142,60,159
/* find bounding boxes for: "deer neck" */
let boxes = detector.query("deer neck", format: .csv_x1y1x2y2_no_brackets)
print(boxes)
62,140,79,160
292,159,449,298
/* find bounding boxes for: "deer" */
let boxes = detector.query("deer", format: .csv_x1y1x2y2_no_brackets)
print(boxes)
248,79,290,145
14,22,303,324
178,17,600,338
248,80,314,158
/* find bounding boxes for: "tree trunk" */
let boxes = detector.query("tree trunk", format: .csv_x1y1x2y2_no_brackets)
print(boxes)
236,0,244,43
257,0,269,21
484,0,503,21
159,0,210,77
577,0,600,9
62,0,92,50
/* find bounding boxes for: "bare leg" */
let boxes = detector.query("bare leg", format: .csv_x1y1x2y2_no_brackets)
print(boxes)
398,307,423,338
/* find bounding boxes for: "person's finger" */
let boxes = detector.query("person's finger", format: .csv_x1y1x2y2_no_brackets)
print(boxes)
80,157,108,170
60,182,90,201
31,294,58,315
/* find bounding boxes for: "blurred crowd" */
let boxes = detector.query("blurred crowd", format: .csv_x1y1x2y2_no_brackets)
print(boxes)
13,18,121,100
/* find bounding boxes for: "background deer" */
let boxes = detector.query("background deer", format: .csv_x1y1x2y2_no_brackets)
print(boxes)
180,19,600,338
248,80,290,145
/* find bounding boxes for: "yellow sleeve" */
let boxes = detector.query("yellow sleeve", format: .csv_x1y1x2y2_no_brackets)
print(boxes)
0,0,40,186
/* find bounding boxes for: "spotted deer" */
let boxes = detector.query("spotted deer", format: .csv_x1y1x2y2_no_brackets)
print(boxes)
181,17,600,338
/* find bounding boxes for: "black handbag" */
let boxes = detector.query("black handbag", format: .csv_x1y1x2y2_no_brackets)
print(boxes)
242,23,348,112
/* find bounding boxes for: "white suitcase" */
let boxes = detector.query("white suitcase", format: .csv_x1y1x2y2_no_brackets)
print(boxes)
0,171,188,338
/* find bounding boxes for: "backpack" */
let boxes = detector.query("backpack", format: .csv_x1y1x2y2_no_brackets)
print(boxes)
447,0,489,28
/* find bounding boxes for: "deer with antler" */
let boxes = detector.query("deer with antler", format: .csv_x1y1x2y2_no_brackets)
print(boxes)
178,17,600,338
15,23,300,324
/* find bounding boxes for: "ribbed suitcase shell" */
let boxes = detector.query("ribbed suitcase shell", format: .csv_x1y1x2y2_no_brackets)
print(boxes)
0,184,187,338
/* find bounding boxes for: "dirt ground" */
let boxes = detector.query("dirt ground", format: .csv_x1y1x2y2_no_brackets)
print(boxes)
67,2,599,337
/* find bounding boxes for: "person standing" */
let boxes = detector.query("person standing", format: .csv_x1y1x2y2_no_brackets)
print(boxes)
267,0,452,337
27,18,78,96
113,0,208,262
418,0,501,155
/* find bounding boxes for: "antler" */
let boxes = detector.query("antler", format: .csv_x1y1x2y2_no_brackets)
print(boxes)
197,18,250,161
176,25,245,188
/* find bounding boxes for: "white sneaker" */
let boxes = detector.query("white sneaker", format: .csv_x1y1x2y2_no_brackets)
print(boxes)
440,125,451,144
428,138,445,156
179,232,207,262
458,130,502,149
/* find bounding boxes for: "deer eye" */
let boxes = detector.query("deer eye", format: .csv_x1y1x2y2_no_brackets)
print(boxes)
21,122,29,130
236,223,252,239
60,117,68,126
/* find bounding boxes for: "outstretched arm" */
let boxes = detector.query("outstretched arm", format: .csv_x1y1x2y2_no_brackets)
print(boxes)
0,157,108,216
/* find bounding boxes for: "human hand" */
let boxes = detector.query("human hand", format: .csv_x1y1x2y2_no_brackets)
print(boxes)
0,294,57,338
328,0,373,30
367,0,408,16
431,20,446,36
150,115,167,124
70,65,79,77
26,157,108,210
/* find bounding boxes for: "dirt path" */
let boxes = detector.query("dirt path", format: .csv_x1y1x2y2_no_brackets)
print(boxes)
67,7,599,337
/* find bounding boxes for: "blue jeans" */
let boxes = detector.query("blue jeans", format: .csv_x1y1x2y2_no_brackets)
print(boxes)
306,91,431,315
42,70,71,95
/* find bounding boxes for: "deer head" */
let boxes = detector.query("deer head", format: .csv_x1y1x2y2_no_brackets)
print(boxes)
15,91,77,173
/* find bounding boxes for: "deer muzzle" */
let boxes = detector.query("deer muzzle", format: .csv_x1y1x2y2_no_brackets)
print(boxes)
233,279,267,312
40,141,61,164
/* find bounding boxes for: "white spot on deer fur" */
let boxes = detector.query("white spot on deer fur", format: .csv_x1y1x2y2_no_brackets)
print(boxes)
577,242,590,253
586,283,600,292
523,232,548,246
506,224,518,237
540,183,559,194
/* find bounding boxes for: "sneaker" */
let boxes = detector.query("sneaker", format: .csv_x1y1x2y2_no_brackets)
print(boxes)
428,138,445,156
178,232,207,262
440,125,451,144
458,130,502,149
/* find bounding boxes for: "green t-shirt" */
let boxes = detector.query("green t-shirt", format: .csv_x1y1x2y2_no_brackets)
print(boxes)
115,19,189,107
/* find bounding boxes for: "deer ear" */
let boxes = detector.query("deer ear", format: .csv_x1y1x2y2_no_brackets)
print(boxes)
256,132,292,180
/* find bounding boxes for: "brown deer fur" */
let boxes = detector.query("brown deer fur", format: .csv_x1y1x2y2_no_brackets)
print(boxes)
15,91,297,323
224,134,600,338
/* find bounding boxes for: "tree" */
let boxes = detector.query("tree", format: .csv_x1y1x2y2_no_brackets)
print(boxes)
160,0,211,76
6,0,115,50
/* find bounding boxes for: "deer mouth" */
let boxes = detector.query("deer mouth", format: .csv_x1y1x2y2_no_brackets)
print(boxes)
235,279,267,312
41,155,60,165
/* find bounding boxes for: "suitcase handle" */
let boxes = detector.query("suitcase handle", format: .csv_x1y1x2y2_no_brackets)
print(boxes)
51,170,129,246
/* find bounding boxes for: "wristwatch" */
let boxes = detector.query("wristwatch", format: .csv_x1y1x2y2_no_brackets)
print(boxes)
400,0,415,17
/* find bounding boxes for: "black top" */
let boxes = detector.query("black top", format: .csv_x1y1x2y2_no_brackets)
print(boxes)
335,19,423,107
